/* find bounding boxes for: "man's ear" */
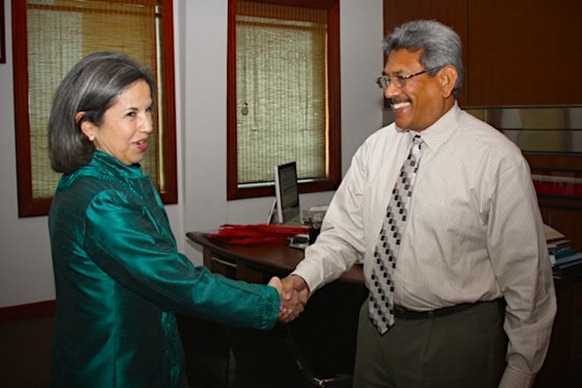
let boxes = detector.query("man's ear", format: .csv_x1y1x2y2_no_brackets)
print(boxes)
439,65,458,98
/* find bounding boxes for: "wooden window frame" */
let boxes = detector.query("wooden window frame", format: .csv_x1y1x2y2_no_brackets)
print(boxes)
11,0,177,217
0,0,5,64
226,0,341,200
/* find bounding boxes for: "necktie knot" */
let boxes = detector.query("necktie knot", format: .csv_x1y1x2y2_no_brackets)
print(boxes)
411,135,423,162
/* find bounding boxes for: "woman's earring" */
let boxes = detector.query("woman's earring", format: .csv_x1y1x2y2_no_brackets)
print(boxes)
88,135,95,142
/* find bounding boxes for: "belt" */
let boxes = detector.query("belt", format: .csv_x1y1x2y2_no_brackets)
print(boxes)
393,299,503,320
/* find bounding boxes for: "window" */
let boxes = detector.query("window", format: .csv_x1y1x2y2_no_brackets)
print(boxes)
12,0,177,217
227,0,341,200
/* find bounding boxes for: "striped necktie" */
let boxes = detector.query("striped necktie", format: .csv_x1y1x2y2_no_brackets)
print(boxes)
369,134,423,334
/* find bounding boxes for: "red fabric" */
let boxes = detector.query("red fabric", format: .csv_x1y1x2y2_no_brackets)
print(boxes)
206,224,309,245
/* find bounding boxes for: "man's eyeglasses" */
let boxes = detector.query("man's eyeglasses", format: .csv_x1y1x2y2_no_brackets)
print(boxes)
376,67,442,89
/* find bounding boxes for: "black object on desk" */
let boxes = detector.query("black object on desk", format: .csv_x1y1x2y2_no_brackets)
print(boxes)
309,226,321,244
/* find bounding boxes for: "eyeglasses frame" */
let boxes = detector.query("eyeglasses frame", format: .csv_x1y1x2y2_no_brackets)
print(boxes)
376,66,443,89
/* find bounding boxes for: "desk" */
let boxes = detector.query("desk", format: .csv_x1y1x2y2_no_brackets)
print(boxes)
186,232,366,387
186,231,363,285
186,231,582,388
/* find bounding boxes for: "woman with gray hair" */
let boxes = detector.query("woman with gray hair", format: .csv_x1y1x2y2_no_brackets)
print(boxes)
48,51,301,387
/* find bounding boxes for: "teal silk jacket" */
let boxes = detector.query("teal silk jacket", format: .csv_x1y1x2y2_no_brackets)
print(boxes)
48,151,280,387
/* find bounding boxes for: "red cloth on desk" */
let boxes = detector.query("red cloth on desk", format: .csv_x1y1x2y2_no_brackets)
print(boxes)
206,224,309,245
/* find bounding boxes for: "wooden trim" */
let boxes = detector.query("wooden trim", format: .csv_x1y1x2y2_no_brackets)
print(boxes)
0,300,55,325
525,153,582,172
326,0,342,191
537,196,582,211
226,0,341,201
158,0,178,204
244,0,338,8
0,0,5,64
226,0,239,201
11,1,41,216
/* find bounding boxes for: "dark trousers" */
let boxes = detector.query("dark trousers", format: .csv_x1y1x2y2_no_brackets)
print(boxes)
353,299,507,388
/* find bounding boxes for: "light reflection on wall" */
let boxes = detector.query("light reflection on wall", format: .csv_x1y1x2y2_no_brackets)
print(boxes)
464,106,582,154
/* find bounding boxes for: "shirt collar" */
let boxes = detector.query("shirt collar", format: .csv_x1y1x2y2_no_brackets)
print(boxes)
408,102,461,153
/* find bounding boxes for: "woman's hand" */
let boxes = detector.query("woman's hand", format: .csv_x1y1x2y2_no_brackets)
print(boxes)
268,276,307,323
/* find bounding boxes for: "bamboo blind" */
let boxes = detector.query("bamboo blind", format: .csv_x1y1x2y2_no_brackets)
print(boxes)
236,1,328,185
27,0,160,197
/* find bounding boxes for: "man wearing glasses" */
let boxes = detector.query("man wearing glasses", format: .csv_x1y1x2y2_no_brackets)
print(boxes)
282,20,556,388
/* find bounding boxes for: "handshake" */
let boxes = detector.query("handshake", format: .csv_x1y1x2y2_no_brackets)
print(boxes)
268,275,310,323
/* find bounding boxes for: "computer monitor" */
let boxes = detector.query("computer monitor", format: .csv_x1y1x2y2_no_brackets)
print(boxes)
272,161,301,225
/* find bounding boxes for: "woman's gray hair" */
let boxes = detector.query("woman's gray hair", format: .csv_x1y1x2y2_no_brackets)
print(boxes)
48,51,156,173
382,20,463,98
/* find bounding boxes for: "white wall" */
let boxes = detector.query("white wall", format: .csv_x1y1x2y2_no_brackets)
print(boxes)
0,0,384,308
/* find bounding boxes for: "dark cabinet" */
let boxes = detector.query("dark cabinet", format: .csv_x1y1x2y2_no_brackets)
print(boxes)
382,0,469,105
383,0,582,106
468,0,582,106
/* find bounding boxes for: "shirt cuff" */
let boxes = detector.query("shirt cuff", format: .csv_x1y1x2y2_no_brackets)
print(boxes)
498,366,535,388
291,262,322,295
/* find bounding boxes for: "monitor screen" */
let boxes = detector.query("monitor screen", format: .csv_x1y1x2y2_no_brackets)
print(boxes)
274,162,300,224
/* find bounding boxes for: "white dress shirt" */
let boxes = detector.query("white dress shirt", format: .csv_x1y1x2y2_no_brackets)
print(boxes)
293,103,556,387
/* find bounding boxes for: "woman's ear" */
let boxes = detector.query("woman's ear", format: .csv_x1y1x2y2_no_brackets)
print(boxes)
75,111,95,141
75,111,85,125
439,65,458,98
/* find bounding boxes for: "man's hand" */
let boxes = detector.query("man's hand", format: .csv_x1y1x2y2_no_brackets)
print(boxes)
280,275,310,322
281,274,310,301
268,275,309,323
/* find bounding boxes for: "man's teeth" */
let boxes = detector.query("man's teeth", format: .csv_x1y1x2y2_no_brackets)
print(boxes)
392,102,410,110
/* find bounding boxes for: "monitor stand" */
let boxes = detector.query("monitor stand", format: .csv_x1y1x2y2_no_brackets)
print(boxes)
267,199,278,225
267,198,304,226
284,216,304,227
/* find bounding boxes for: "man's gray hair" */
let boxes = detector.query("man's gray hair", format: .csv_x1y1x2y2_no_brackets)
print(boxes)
383,20,463,98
